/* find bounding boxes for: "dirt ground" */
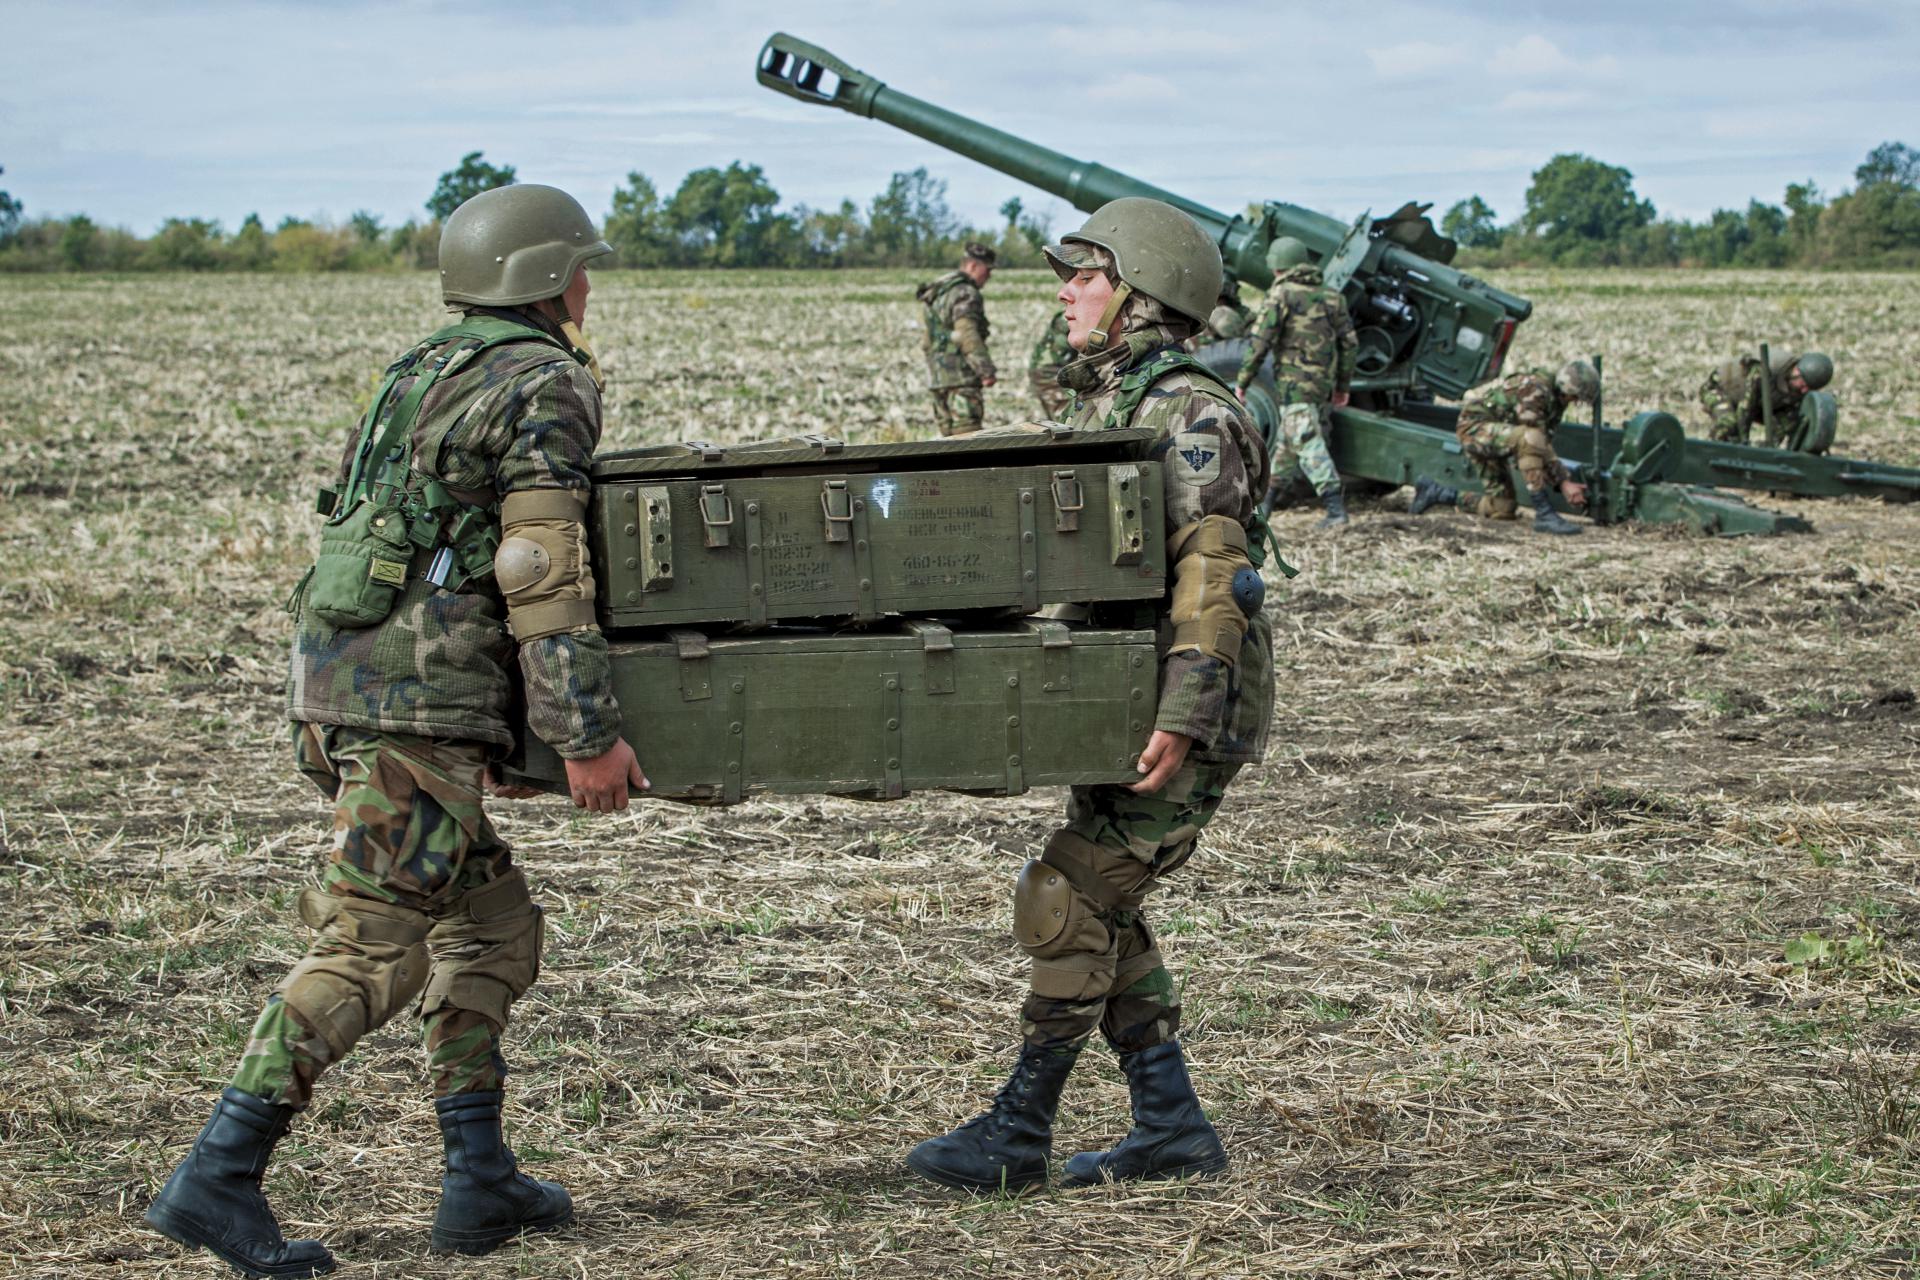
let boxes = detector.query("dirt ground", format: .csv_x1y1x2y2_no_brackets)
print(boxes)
1,268,1917,1279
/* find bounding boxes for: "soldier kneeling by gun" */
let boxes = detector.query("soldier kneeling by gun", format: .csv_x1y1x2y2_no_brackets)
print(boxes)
1409,360,1599,536
908,197,1276,1193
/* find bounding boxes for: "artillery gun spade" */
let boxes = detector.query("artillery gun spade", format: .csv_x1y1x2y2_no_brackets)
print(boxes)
756,33,1910,534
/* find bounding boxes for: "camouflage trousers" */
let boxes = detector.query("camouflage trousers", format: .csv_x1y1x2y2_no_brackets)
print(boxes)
1030,372,1074,422
1270,400,1340,498
1454,413,1555,519
1698,379,1750,443
1014,761,1240,1055
229,724,542,1110
929,386,985,436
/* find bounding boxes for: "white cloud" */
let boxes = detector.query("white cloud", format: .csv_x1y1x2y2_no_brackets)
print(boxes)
1498,89,1593,113
1085,72,1179,104
1366,40,1469,80
1488,34,1620,80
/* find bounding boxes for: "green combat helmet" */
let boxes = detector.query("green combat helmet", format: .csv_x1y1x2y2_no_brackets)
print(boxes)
1795,352,1834,390
440,184,612,307
1265,236,1310,274
1555,358,1600,403
1208,304,1249,340
1042,197,1223,349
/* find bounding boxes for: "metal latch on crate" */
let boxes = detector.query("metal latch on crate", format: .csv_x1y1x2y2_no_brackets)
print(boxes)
1050,470,1084,532
699,484,733,548
821,479,854,542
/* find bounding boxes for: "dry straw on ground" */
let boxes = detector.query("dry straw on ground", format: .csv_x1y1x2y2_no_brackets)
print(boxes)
0,268,1917,1278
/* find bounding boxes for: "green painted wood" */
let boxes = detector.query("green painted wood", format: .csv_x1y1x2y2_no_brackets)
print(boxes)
506,621,1159,803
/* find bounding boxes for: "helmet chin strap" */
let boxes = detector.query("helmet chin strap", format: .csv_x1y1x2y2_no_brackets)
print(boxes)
1083,282,1133,354
546,296,604,390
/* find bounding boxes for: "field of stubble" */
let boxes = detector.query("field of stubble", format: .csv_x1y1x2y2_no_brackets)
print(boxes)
1,268,1918,1279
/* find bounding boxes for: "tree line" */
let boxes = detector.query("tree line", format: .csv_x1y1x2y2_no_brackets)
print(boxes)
0,151,1050,274
1442,142,1920,268
2,141,1915,274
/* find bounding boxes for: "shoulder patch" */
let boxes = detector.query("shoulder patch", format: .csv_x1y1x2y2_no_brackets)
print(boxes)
1171,431,1223,486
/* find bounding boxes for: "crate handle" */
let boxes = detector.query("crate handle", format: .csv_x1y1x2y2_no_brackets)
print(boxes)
1050,469,1084,533
699,483,733,549
821,479,854,543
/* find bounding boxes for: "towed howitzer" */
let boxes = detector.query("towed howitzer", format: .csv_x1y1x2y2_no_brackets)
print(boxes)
757,32,1529,404
755,34,1915,533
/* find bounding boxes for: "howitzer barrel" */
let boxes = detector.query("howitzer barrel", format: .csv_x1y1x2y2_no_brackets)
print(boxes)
758,32,1529,398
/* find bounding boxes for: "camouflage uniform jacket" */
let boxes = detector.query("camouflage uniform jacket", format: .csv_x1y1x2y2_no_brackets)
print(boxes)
1708,351,1807,427
287,318,620,760
1235,264,1357,403
916,271,995,389
1029,308,1073,379
1063,331,1275,764
1458,369,1571,487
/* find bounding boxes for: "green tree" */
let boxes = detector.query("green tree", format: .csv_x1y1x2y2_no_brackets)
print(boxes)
1520,153,1654,256
0,166,21,245
796,199,863,264
147,217,224,270
605,170,675,266
665,161,786,266
1441,195,1500,248
1783,180,1824,251
59,215,99,269
866,167,957,264
229,213,271,269
426,151,517,220
349,210,384,244
1855,141,1919,190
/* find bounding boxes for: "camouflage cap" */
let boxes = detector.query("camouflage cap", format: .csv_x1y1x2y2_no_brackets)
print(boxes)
1555,358,1600,403
1042,241,1107,277
963,241,997,265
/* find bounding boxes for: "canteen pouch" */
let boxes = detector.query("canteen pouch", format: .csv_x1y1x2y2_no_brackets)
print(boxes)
304,497,415,628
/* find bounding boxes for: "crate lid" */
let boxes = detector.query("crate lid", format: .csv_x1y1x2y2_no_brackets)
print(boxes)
593,425,1158,480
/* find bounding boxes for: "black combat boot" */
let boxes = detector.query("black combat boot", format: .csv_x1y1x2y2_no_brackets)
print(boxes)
1062,1041,1227,1187
1407,475,1458,515
1316,487,1349,529
907,1045,1080,1192
430,1091,574,1255
1529,486,1582,535
144,1088,337,1278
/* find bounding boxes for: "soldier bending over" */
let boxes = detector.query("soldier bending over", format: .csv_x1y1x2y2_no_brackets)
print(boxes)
1698,348,1833,447
1409,360,1598,536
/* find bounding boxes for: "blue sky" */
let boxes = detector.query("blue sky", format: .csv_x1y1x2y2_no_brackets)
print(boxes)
3,0,1912,236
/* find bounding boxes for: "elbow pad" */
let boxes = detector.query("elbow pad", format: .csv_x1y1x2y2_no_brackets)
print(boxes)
494,488,598,641
1166,515,1255,666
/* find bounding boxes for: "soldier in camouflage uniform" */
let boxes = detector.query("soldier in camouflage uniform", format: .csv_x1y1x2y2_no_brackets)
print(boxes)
916,241,998,435
1698,348,1833,446
1234,237,1358,528
1408,360,1599,536
146,186,647,1278
1180,280,1254,354
910,198,1273,1194
1028,307,1076,419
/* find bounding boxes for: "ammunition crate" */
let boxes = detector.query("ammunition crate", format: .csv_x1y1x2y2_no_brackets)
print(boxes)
589,428,1165,630
507,619,1159,803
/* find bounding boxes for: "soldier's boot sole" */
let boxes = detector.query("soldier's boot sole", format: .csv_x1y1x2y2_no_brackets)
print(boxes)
1061,1147,1228,1188
145,1202,337,1279
429,1202,574,1256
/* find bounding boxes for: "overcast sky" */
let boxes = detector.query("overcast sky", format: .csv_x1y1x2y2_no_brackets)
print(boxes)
4,0,1913,237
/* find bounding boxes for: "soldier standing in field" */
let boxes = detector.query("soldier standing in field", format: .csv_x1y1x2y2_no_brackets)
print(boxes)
1408,360,1599,536
144,185,647,1277
909,198,1273,1193
1028,306,1076,419
916,241,997,434
1697,348,1834,446
1233,238,1358,528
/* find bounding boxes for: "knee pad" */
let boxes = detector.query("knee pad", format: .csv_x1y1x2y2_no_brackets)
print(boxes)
420,869,543,1029
1012,859,1114,1001
279,888,431,1061
1476,493,1519,520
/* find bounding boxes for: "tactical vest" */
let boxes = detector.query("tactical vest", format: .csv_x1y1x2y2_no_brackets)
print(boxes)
1097,345,1292,577
297,314,579,628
